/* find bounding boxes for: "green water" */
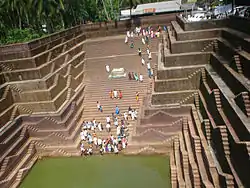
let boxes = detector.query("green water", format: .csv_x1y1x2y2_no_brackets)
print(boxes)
20,155,171,188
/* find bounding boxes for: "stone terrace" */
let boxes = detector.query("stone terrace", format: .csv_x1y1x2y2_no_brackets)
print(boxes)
0,26,86,188
0,13,178,187
151,15,250,187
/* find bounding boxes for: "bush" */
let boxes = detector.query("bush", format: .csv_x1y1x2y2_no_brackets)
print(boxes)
0,28,45,45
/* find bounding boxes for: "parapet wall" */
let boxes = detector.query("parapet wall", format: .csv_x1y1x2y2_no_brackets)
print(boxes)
0,13,177,62
176,15,227,31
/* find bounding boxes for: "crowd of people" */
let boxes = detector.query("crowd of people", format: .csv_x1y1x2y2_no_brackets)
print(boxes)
80,105,138,156
80,25,159,156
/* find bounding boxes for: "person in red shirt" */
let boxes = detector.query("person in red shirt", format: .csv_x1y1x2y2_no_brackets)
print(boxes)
119,90,122,99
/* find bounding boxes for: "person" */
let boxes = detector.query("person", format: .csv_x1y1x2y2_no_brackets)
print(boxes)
146,47,150,55
126,31,130,38
131,72,135,80
128,72,132,80
115,106,120,115
87,146,93,155
119,90,122,99
130,42,134,48
147,62,151,78
80,143,85,156
139,74,143,82
138,48,142,56
97,101,100,111
125,36,128,44
136,92,139,102
128,106,132,116
98,122,103,131
99,105,103,112
106,115,111,124
110,90,114,99
124,112,128,121
105,64,110,73
148,52,152,60
130,31,134,38
142,37,145,45
113,89,118,99
114,118,118,127
134,72,139,81
106,123,111,132
114,145,119,155
141,58,145,66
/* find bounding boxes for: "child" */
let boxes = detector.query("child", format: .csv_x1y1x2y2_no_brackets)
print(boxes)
130,42,134,48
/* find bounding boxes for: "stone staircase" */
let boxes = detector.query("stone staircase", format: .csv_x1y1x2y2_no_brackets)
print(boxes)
151,14,250,188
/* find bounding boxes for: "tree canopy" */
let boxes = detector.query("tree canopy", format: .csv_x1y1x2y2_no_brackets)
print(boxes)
0,0,166,44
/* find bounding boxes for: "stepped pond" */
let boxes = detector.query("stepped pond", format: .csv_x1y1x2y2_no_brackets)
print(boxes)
20,155,171,188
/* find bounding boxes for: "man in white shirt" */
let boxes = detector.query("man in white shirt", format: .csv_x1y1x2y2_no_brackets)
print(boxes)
106,116,110,124
113,89,118,98
124,112,128,121
130,31,134,38
98,122,103,131
97,101,100,111
141,58,145,66
131,111,135,120
125,36,128,44
148,52,152,60
116,126,121,136
105,65,110,73
147,62,151,78
87,146,93,155
98,138,102,146
80,143,85,156
114,119,118,127
93,136,98,148
80,131,85,141
106,123,111,132
127,31,130,38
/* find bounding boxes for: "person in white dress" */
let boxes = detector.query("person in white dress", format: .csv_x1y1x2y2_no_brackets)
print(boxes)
114,145,119,154
142,37,145,45
116,126,121,136
141,58,145,66
125,36,128,44
105,65,110,73
139,74,143,82
130,31,134,38
131,111,135,120
123,112,128,121
98,122,103,131
127,31,130,38
80,131,85,141
106,123,111,132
